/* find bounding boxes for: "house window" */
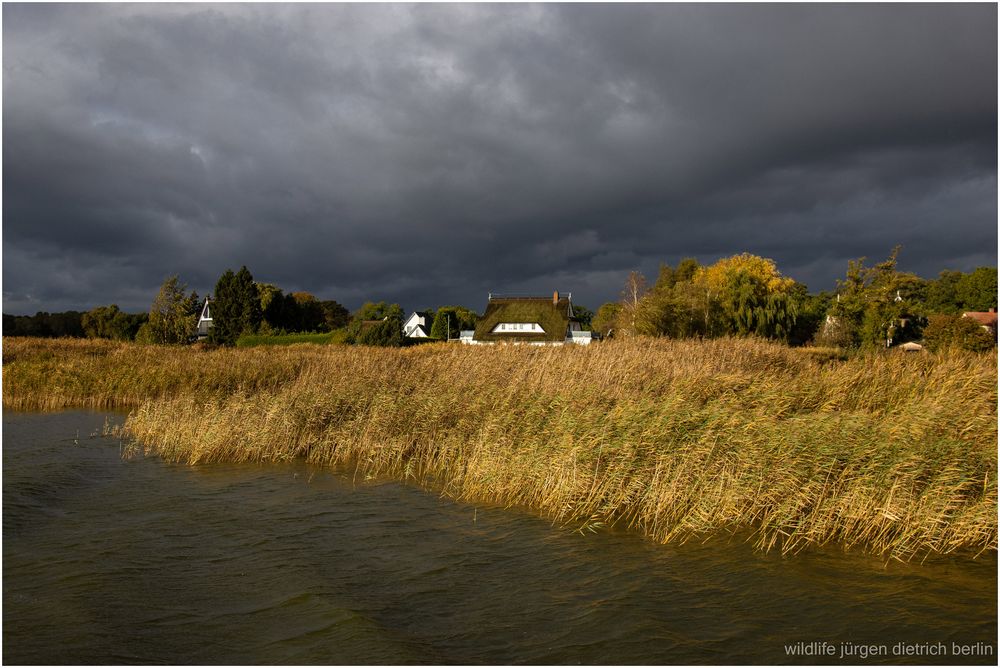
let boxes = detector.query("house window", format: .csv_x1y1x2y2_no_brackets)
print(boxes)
491,322,545,334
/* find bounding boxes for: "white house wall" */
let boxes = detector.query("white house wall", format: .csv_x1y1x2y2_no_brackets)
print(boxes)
403,313,430,338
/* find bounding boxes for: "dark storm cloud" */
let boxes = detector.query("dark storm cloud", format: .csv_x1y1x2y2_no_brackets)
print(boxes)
3,3,996,314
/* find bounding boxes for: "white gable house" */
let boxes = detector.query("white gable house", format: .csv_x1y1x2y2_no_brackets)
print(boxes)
196,297,213,340
403,311,434,338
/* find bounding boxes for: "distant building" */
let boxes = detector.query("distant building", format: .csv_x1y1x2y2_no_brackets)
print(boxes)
403,311,435,338
961,308,998,335
465,291,591,345
196,297,213,340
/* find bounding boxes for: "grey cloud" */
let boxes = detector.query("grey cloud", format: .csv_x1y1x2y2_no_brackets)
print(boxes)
3,3,995,316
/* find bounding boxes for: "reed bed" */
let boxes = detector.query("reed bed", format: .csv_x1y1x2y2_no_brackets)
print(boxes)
235,331,346,347
4,336,996,560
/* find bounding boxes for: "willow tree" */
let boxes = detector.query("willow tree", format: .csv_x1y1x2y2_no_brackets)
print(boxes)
696,253,799,340
614,254,801,341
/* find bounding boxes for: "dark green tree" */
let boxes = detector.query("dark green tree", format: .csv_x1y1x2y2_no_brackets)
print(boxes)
290,292,325,332
210,270,239,345
258,287,301,333
430,306,477,339
787,288,832,347
357,317,404,346
211,266,262,345
257,283,285,333
3,311,86,337
346,302,405,346
957,267,998,312
320,300,351,331
919,267,996,315
654,257,700,292
17,312,57,337
571,304,594,330
235,267,262,335
923,270,964,314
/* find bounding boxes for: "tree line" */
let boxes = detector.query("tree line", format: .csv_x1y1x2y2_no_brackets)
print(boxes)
142,267,352,346
590,248,996,352
4,250,996,351
3,307,148,340
134,267,428,347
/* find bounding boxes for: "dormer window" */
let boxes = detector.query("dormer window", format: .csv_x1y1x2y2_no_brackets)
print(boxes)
491,322,544,333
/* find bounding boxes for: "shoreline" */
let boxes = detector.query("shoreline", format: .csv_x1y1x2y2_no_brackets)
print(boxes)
3,336,997,560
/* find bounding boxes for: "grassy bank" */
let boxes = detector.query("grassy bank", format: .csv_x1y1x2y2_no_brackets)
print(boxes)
3,336,996,560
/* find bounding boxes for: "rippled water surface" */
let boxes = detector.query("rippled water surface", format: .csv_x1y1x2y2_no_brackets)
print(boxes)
4,411,997,664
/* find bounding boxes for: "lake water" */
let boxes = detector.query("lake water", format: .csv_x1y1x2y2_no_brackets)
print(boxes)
3,411,996,664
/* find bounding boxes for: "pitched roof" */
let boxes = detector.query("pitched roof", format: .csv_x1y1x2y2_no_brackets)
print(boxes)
408,310,435,323
962,310,998,327
198,296,212,322
473,295,572,342
404,311,434,337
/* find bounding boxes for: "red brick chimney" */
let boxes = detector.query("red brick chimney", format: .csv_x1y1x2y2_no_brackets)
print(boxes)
553,290,559,305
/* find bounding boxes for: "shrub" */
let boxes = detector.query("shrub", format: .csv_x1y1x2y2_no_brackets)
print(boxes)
923,314,996,353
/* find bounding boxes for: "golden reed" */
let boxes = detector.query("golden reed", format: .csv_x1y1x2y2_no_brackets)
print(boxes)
4,336,996,560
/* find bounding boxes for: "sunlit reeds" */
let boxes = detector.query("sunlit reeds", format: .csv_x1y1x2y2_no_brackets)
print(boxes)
4,336,996,559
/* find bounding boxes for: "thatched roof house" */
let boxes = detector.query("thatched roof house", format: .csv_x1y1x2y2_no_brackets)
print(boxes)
470,291,590,345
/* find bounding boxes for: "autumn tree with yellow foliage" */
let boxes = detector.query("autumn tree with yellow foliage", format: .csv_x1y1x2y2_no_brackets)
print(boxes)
609,253,802,341
696,253,799,339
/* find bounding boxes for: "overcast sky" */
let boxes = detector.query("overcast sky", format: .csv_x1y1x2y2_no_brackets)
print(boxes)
3,3,996,315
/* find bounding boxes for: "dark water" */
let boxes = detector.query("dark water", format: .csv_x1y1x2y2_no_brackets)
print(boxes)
3,411,996,665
